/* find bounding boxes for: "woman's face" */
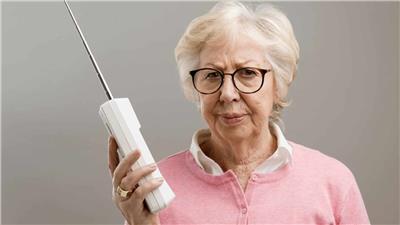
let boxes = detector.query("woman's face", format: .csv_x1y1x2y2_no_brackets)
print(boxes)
198,34,276,141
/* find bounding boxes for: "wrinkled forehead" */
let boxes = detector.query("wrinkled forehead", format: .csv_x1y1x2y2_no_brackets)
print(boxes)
199,29,270,69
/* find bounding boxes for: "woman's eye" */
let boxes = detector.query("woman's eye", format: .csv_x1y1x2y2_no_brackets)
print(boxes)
241,69,257,77
205,72,220,79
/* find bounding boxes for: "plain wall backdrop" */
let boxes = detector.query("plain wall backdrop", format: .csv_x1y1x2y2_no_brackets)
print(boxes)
2,1,398,224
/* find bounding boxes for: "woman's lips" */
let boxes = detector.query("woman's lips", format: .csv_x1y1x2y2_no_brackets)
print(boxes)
220,114,245,126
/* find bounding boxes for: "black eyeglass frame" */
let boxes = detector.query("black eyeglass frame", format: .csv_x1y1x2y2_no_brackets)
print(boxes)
189,67,272,94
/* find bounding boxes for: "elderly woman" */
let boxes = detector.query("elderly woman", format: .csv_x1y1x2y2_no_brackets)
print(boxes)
108,1,370,225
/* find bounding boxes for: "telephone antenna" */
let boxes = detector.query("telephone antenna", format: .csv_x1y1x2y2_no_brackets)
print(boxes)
64,0,113,100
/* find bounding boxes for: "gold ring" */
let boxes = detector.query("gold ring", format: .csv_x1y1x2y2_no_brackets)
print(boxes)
116,185,132,198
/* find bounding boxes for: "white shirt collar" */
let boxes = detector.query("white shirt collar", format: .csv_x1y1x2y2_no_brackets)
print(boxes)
189,122,293,175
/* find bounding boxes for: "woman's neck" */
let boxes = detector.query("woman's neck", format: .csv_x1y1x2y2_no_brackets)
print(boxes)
201,127,277,174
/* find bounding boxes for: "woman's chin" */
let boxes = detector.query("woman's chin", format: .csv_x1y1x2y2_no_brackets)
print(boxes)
216,120,249,138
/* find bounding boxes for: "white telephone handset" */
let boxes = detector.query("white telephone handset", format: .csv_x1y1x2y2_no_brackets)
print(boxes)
64,0,175,213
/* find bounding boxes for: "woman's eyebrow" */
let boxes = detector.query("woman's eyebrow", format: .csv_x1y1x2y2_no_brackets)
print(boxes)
234,59,259,67
202,60,260,70
202,63,225,70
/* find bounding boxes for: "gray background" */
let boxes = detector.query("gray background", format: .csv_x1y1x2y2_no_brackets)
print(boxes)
2,1,398,224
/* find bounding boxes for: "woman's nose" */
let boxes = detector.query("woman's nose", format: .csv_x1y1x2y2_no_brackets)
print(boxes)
219,75,240,103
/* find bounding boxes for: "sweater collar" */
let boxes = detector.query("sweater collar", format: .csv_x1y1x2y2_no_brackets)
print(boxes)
189,122,293,175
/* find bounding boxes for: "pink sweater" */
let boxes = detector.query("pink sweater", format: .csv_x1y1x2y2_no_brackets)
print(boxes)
126,141,370,224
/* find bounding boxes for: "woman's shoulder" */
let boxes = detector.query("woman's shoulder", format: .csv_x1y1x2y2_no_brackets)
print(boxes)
155,150,200,183
156,150,190,171
288,140,357,184
287,141,369,224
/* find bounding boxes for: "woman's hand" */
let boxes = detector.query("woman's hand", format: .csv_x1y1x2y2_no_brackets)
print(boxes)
108,136,163,225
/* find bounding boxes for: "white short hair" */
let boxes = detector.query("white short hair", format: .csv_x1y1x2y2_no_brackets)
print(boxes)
175,1,300,123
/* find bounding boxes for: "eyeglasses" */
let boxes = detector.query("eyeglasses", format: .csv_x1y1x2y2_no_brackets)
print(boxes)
189,67,271,94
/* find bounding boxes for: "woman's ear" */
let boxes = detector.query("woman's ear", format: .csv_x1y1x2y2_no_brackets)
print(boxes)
196,101,201,111
196,94,203,112
272,76,279,104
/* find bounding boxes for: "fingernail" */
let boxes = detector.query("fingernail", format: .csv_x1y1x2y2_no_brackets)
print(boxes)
149,163,157,169
131,149,140,156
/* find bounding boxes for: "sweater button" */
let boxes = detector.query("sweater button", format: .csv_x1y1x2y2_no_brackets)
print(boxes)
241,207,247,214
251,174,257,181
